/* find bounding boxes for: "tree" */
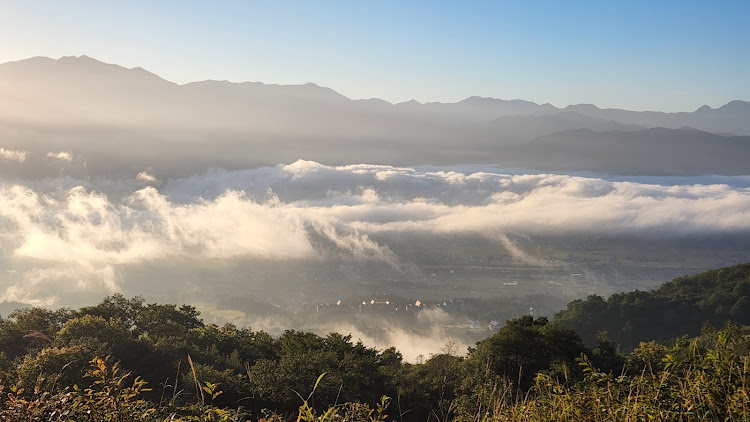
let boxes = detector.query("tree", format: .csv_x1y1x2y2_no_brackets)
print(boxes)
78,294,144,330
397,353,464,422
247,331,395,412
136,303,203,339
55,315,132,357
0,307,74,361
590,331,624,375
466,315,587,389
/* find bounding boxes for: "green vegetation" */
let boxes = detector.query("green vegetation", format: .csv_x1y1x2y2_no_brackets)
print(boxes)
1,263,749,420
556,262,750,349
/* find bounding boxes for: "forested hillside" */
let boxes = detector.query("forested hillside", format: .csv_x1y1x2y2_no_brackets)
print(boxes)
556,262,750,349
1,263,749,420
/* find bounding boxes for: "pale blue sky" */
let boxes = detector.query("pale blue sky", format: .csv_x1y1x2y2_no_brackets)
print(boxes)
1,1,748,111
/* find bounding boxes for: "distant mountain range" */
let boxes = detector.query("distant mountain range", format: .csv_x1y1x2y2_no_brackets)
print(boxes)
0,55,748,176
527,127,750,174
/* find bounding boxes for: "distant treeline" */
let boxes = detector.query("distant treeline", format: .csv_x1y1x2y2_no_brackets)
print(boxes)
1,263,750,420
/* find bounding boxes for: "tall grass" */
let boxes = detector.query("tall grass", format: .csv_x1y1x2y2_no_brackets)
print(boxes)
447,330,750,422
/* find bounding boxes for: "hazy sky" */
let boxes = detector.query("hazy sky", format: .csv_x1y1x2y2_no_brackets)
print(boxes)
0,0,748,111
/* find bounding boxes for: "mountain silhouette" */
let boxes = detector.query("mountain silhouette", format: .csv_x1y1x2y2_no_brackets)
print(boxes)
525,127,750,174
0,56,749,177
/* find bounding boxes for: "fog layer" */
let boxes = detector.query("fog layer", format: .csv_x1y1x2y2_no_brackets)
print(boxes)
1,160,749,306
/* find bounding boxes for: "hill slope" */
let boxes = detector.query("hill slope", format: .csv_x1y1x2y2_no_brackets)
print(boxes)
556,262,750,348
524,127,750,174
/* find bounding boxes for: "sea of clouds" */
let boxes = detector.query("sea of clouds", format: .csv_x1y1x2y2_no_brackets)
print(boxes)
1,157,750,306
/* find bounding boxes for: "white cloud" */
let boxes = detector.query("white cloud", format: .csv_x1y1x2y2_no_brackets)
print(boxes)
136,171,158,183
2,160,750,304
0,148,28,162
46,151,73,161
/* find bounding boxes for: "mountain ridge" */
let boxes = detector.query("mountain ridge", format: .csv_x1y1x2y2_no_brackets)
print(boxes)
1,55,749,177
2,55,746,117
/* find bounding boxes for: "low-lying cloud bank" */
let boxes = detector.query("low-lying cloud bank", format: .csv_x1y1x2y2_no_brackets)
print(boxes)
1,159,750,305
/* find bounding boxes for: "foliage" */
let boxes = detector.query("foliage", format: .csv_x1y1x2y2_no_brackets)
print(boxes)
556,262,750,349
397,351,465,421
1,262,750,420
466,315,586,390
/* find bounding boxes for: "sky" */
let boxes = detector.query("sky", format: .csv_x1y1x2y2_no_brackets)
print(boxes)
0,1,748,112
